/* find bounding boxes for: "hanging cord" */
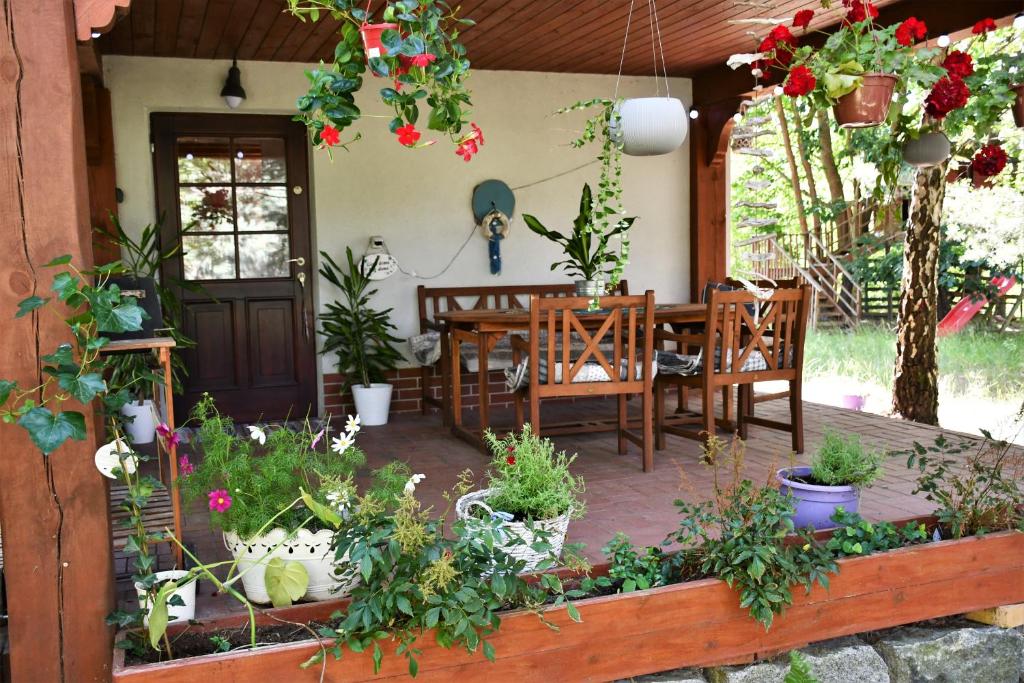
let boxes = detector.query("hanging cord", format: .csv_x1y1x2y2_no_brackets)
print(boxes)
647,0,660,96
614,0,637,99
651,0,671,96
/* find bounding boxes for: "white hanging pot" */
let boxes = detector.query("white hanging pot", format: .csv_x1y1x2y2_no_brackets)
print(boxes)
135,570,196,626
351,383,393,426
612,97,688,156
120,399,157,445
903,132,951,168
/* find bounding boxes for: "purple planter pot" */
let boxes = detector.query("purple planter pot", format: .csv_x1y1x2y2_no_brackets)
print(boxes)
777,466,859,530
840,394,866,411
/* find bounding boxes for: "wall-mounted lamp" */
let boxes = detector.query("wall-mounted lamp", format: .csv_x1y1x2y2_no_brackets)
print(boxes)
220,58,247,109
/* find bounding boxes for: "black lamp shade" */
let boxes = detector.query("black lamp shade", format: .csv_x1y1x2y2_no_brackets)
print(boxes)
220,59,246,107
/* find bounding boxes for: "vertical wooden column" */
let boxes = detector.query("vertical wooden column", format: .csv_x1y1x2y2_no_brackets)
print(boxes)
688,101,738,300
82,72,121,266
0,1,113,681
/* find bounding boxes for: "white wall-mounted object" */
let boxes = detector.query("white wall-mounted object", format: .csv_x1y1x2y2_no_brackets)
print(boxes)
359,236,398,280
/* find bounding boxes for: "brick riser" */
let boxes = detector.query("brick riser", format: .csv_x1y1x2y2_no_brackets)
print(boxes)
324,367,516,417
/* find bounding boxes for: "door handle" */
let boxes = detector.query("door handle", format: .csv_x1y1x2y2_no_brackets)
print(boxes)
286,257,306,267
296,271,310,340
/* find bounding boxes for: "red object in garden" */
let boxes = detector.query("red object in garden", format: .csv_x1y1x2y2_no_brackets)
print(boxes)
832,73,897,128
937,276,1017,336
1013,84,1024,128
360,22,399,61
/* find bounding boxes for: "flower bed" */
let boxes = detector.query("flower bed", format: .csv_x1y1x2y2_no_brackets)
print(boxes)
112,527,1024,682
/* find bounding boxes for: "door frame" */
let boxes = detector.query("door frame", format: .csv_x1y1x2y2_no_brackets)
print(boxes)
151,112,318,420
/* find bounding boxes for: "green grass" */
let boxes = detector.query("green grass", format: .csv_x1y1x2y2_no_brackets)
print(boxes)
804,325,1024,401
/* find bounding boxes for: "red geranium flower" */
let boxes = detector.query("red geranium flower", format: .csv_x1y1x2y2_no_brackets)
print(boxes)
942,51,974,80
895,17,927,47
972,18,997,34
844,0,878,24
506,455,516,466
410,53,436,68
320,124,341,147
972,144,1008,178
924,76,970,119
470,122,484,146
783,65,817,97
792,9,814,29
768,25,795,44
396,123,421,147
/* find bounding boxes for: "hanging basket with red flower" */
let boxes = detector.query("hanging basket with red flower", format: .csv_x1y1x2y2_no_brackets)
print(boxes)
970,143,1009,187
287,0,479,158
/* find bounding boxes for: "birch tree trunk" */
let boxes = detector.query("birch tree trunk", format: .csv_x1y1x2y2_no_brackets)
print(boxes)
892,163,947,425
775,98,809,239
791,101,824,248
815,109,852,251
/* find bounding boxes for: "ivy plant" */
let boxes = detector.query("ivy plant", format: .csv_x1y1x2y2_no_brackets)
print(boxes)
0,257,144,455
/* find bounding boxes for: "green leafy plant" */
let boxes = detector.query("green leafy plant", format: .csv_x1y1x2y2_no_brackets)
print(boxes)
286,0,478,155
318,248,404,390
305,471,584,676
581,533,666,595
809,429,883,487
902,431,1024,538
0,257,144,454
665,436,837,628
481,425,585,521
523,184,636,284
825,507,929,556
785,651,820,683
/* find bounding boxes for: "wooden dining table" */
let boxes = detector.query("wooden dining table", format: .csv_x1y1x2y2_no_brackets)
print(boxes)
436,303,707,447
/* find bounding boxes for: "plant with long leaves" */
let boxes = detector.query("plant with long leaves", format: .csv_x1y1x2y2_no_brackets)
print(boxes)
0,257,144,455
318,248,404,390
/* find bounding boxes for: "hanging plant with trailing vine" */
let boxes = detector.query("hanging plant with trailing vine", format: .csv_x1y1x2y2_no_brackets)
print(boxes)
286,0,483,160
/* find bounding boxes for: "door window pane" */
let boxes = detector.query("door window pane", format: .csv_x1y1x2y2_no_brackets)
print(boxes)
177,137,232,183
234,138,287,183
239,234,290,278
183,235,236,280
180,186,234,233
237,186,288,232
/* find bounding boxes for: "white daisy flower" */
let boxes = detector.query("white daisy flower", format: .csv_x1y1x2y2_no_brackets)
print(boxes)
404,473,426,495
346,414,361,435
331,433,354,454
247,425,266,445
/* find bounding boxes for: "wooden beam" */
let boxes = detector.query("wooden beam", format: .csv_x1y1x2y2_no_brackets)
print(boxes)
1,2,114,681
75,0,132,42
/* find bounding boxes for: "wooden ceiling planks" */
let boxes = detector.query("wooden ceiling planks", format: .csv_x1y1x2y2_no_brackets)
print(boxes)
98,0,909,76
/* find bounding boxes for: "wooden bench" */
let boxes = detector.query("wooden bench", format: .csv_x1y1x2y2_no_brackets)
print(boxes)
416,281,628,425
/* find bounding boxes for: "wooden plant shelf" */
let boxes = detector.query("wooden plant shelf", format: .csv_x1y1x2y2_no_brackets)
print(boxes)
113,529,1024,682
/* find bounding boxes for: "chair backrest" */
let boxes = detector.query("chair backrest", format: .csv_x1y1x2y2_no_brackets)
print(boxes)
527,291,654,397
417,280,629,331
702,285,811,383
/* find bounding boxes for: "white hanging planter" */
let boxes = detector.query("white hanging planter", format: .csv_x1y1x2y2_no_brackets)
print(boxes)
120,399,157,445
902,132,951,168
135,569,196,626
612,97,688,156
94,439,138,479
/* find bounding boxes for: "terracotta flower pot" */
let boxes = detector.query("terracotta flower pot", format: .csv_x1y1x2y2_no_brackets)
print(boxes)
832,73,898,128
359,22,398,61
1012,84,1024,128
971,169,994,190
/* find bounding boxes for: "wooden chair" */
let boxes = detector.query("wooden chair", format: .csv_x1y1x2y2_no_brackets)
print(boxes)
510,291,656,472
654,285,811,453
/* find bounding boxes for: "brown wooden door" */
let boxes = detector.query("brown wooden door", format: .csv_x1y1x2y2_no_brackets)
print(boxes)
153,113,316,422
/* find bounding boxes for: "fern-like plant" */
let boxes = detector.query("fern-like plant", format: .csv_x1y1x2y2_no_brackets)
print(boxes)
318,248,404,390
810,430,883,488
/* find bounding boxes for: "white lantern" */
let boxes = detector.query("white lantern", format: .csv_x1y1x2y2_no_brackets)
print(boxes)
613,97,689,156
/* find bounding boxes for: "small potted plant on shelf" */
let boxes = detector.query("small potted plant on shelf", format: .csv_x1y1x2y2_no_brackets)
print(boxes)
455,425,585,572
318,247,404,426
523,183,637,299
177,395,368,604
777,429,883,529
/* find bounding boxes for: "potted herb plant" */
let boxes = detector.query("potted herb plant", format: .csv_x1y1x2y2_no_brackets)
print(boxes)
455,425,585,572
286,0,482,159
777,429,883,529
318,248,404,426
523,184,637,298
177,395,367,603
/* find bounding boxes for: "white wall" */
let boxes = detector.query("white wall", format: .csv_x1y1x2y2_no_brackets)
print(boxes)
104,56,692,410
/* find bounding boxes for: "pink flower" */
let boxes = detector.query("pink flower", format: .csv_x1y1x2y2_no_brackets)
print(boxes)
178,455,194,476
156,423,181,450
311,428,325,450
208,489,232,513
410,53,436,68
396,124,421,147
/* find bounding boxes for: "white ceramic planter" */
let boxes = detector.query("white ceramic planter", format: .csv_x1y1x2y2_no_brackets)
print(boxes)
135,569,196,625
351,383,393,426
120,400,157,445
613,97,688,156
223,528,358,604
903,132,951,168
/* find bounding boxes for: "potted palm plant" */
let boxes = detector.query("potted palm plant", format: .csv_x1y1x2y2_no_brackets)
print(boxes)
318,248,404,426
523,184,637,298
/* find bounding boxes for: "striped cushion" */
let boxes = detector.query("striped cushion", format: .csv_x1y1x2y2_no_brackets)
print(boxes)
505,355,656,391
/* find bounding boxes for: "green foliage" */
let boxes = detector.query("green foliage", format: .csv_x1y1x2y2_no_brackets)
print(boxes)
311,481,583,676
826,507,929,557
902,431,1024,539
522,184,636,283
0,258,144,454
785,651,819,683
581,533,666,594
264,557,310,608
318,248,404,390
177,394,366,537
287,0,476,150
481,425,585,521
810,430,883,487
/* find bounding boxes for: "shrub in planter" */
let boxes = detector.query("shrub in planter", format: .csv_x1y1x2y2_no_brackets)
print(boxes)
825,507,929,557
456,425,585,571
778,430,883,529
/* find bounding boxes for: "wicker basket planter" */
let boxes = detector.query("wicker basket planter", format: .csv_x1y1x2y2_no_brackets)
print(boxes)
455,488,571,572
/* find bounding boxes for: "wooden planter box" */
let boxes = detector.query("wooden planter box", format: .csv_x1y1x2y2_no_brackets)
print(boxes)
113,529,1024,682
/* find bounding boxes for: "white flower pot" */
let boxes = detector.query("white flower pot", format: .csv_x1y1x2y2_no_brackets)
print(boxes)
351,383,393,426
120,400,157,445
94,439,138,479
903,132,951,168
612,97,689,156
135,569,196,626
223,528,358,604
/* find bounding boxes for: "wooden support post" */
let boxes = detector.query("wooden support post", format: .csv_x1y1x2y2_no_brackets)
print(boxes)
965,603,1024,628
0,1,114,681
